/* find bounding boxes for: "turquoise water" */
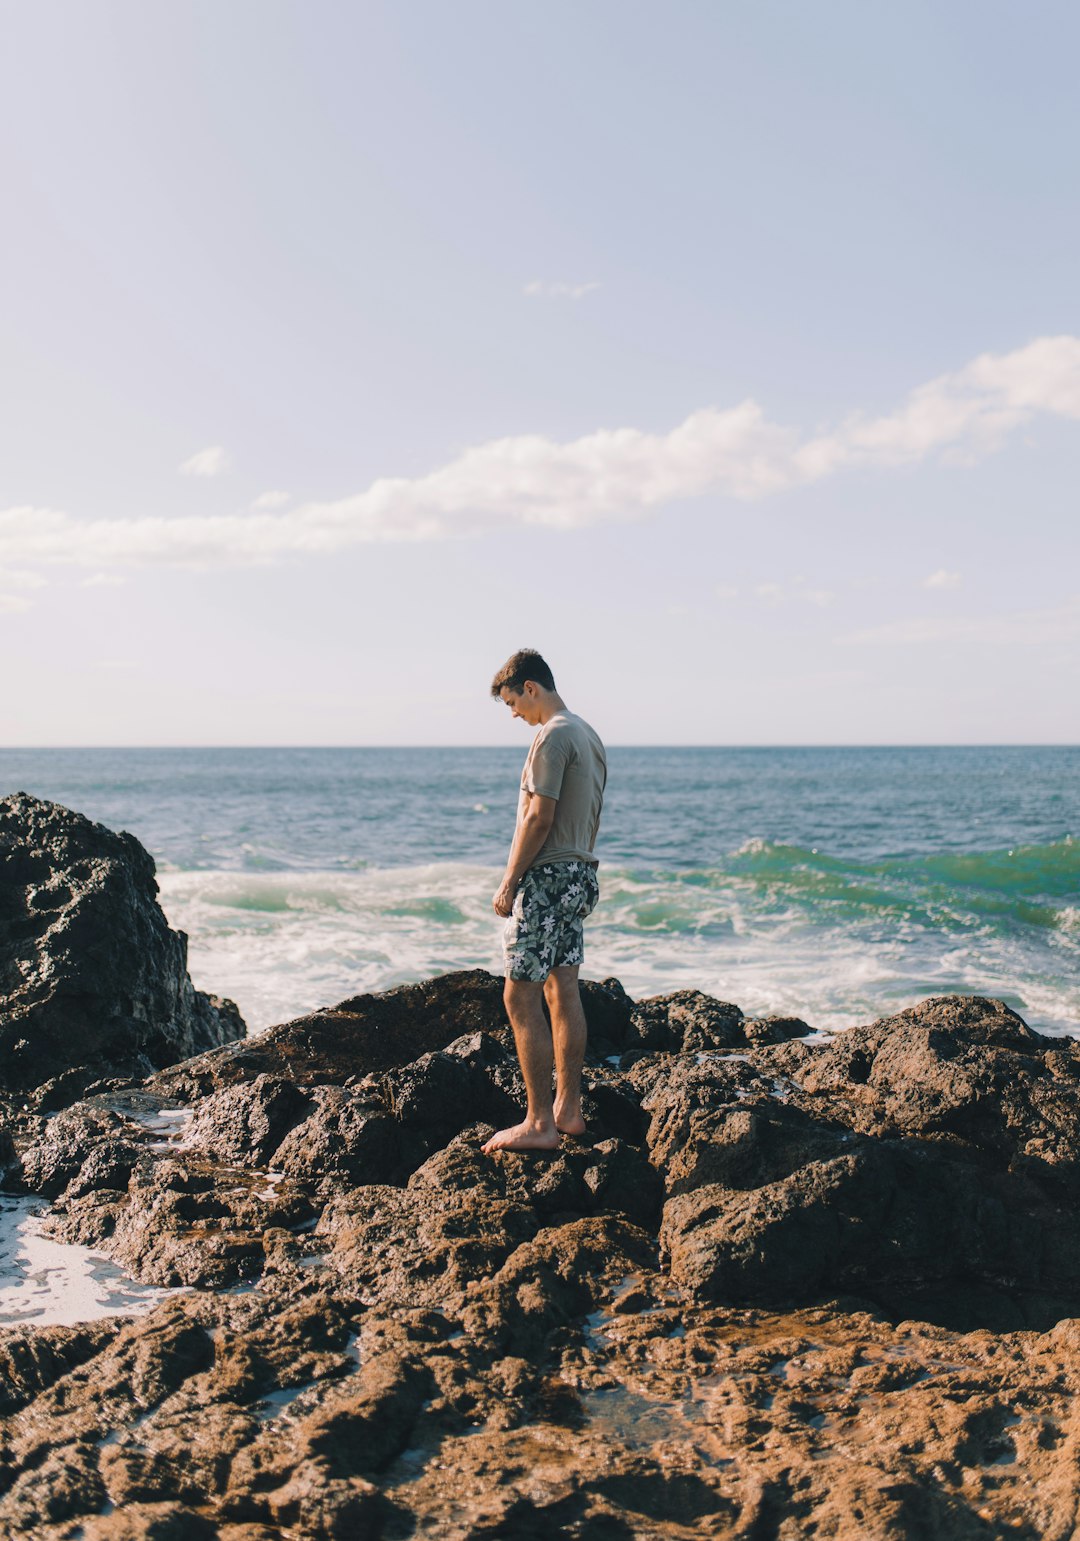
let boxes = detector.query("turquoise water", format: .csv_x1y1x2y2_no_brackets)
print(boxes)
2,746,1077,1035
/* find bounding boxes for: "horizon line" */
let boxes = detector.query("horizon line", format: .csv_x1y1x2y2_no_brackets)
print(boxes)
2,742,1080,753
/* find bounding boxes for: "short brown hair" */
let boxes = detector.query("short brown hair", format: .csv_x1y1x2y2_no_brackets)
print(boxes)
490,648,556,699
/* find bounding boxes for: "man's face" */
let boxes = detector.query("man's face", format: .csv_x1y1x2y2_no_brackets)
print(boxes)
500,684,541,725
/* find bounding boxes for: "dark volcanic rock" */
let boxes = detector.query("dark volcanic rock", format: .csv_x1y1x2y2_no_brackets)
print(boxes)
9,1275,1080,1541
648,996,1080,1328
742,1012,814,1045
20,1103,148,1200
149,969,636,1104
661,1121,1080,1326
798,994,1080,1172
0,1319,118,1416
272,1085,408,1193
578,975,635,1048
627,988,746,1054
623,991,811,1057
0,792,244,1100
6,967,1080,1538
33,977,1080,1334
148,969,512,1100
182,1074,312,1168
0,1119,18,1186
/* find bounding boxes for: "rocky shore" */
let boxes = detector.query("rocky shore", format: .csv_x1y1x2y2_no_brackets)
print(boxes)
3,793,1080,1538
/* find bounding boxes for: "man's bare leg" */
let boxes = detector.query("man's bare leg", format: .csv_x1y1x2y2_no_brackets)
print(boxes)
483,978,560,1153
546,964,588,1136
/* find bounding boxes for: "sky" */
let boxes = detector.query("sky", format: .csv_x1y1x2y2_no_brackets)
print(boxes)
1,0,1078,746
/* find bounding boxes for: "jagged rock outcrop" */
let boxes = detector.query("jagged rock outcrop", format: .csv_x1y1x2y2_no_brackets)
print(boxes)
647,995,1080,1328
145,969,634,1100
5,947,1080,1535
23,979,1080,1326
0,792,244,1103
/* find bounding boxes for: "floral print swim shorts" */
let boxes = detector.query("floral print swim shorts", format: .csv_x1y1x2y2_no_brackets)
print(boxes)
503,859,600,982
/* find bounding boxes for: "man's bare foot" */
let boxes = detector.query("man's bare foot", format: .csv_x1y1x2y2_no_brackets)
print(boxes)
554,1101,586,1137
482,1120,560,1154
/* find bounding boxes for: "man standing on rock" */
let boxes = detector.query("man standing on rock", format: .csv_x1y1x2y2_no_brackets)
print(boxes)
483,649,607,1154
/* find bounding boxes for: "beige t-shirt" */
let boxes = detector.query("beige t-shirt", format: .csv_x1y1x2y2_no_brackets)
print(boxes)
519,710,607,868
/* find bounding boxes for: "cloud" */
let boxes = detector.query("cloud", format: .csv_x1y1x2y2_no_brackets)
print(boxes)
836,599,1080,648
752,579,834,608
81,572,127,587
789,335,1080,479
2,335,1080,572
179,446,231,478
251,490,290,510
923,569,962,589
0,568,42,613
754,582,784,603
0,567,46,589
523,280,600,300
716,579,834,608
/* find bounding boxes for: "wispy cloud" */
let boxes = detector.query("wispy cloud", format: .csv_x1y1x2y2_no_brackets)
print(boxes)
179,446,231,478
0,567,47,590
837,599,1080,648
923,568,962,589
3,335,1080,571
523,280,600,300
251,490,290,510
752,578,834,608
81,572,127,587
0,567,44,613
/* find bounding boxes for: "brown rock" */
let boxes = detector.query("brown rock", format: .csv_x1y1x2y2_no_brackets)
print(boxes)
8,958,1080,1540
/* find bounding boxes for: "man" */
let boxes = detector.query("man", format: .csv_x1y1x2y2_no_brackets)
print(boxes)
483,648,607,1154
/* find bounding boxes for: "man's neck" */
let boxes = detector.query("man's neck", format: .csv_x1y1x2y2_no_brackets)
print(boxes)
535,693,567,726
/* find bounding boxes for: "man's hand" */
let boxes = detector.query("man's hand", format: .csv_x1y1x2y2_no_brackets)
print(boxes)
493,880,518,918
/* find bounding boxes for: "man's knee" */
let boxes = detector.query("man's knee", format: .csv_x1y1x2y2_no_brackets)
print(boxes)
504,977,545,1017
543,966,581,1004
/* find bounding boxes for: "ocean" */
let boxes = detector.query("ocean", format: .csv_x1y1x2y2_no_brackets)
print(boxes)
3,744,1078,1037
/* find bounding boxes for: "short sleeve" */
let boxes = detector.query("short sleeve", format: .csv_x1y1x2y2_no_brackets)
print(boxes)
526,726,570,800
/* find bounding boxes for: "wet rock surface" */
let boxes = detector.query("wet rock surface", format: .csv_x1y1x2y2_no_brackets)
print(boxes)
4,971,1080,1538
0,793,244,1103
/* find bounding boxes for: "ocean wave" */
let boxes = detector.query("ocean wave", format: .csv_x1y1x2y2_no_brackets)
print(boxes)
157,850,1080,1040
714,836,1080,930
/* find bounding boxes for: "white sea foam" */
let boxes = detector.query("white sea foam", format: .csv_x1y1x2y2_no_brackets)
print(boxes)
0,1196,183,1326
158,862,1080,1037
159,864,506,1032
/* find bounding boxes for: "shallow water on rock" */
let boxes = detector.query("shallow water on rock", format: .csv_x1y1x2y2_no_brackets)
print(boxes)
252,1379,323,1421
580,1382,706,1448
0,1194,184,1326
121,1104,194,1152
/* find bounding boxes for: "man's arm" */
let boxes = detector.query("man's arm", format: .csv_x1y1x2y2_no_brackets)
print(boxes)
493,793,557,917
